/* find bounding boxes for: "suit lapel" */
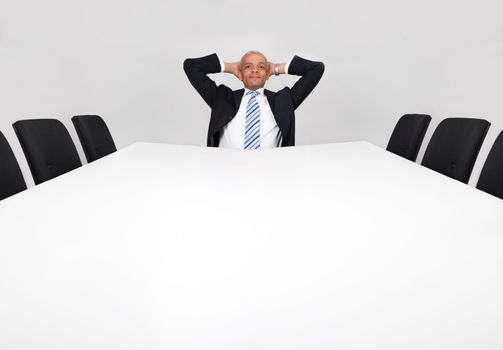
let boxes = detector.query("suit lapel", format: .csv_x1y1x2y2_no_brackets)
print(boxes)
264,89,275,110
264,89,278,124
212,89,244,139
233,89,244,111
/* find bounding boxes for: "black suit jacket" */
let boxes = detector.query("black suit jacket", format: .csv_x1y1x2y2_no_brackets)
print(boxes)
183,53,324,147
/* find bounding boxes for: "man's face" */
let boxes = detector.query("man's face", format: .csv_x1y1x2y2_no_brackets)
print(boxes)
240,53,269,90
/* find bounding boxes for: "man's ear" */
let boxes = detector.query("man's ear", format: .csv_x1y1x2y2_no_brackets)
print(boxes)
237,70,243,81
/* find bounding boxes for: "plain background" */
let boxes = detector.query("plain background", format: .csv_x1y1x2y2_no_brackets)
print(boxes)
1,0,502,188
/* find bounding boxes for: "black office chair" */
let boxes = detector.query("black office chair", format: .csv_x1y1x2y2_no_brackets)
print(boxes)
421,117,490,183
72,115,117,163
386,114,431,161
13,119,82,185
476,130,503,199
0,131,27,200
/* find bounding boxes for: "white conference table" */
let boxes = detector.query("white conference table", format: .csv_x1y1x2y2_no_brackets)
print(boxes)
0,141,502,350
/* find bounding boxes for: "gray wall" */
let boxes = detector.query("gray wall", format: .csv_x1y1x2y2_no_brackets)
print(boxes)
1,0,502,187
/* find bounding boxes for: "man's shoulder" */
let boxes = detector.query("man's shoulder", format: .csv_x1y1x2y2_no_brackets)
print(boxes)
216,85,239,96
210,85,242,108
265,87,291,98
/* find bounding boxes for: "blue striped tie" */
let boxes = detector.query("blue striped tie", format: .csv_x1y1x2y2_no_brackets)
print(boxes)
244,90,260,150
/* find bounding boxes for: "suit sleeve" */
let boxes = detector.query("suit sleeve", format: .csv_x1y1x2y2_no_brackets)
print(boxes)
287,55,325,110
183,53,222,108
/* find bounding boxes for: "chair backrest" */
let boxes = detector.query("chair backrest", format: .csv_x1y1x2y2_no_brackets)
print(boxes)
386,114,431,161
421,117,490,183
72,115,117,162
476,130,503,199
0,131,27,200
12,119,82,185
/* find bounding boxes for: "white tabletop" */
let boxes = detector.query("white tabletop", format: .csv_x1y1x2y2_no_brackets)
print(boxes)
0,142,502,350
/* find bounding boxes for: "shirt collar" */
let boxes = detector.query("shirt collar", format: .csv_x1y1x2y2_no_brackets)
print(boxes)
244,87,265,97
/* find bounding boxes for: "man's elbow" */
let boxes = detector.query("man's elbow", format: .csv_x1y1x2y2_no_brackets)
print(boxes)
183,58,193,74
316,61,325,73
314,61,325,79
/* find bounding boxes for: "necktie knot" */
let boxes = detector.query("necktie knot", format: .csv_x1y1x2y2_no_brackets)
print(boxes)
246,90,259,98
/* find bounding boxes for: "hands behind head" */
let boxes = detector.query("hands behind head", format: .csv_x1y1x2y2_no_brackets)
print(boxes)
227,62,242,81
266,62,276,78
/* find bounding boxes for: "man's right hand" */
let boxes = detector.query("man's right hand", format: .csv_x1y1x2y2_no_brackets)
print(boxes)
224,61,242,81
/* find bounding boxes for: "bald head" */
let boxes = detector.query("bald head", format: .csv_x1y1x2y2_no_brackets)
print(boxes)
240,50,268,68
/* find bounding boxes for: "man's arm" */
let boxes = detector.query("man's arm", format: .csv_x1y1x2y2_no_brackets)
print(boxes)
183,54,243,108
286,56,325,110
183,53,223,108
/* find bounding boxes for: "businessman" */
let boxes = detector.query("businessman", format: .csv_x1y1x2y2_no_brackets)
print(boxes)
184,51,324,149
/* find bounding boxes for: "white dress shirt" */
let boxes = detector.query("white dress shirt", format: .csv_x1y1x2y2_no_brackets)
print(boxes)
217,57,292,150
